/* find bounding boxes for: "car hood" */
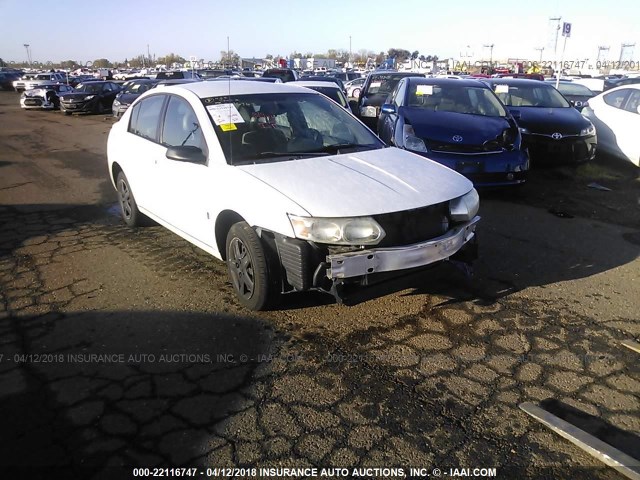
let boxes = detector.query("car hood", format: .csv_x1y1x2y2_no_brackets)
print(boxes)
237,147,472,217
61,92,100,100
23,88,51,97
403,108,512,144
508,106,590,134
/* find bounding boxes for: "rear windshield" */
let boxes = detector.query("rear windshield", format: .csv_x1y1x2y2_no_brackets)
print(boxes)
123,81,157,94
263,70,295,82
306,86,348,108
556,83,594,96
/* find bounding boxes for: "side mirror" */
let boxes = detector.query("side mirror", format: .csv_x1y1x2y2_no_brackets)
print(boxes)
380,103,396,114
510,109,521,120
166,146,206,163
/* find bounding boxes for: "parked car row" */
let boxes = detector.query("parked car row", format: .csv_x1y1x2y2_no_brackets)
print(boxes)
13,69,637,172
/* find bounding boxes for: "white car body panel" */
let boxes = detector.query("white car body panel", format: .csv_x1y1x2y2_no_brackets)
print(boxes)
108,81,474,262
239,148,471,217
583,85,640,166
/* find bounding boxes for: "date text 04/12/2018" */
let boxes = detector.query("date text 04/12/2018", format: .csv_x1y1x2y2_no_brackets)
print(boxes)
451,59,640,71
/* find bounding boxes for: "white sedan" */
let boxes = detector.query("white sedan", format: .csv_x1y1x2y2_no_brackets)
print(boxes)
107,81,480,309
583,85,640,167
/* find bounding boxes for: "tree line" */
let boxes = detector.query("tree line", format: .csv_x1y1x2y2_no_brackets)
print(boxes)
2,47,439,70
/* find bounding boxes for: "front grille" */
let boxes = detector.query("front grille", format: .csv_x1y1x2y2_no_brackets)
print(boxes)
428,140,503,154
24,98,43,106
373,202,449,247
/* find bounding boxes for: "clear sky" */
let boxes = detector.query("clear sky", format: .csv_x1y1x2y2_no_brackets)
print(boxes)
1,0,638,65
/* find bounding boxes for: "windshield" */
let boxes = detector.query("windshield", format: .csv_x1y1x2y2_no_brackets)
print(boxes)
75,83,104,93
493,84,571,108
304,86,348,108
407,84,507,117
365,74,414,97
123,81,156,94
556,83,594,96
202,92,383,165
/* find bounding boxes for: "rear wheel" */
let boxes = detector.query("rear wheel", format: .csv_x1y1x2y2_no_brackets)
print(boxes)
225,222,277,310
351,87,361,98
116,171,142,227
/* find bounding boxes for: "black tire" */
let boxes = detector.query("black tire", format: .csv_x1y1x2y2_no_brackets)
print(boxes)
225,222,277,310
116,171,143,228
94,100,104,114
352,88,361,98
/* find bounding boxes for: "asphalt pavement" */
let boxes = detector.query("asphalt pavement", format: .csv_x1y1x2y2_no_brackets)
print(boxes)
0,91,638,479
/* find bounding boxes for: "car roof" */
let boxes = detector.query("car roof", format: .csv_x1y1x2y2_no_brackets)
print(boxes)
484,78,551,86
368,70,422,77
605,83,640,92
289,80,340,89
157,80,317,97
406,77,488,87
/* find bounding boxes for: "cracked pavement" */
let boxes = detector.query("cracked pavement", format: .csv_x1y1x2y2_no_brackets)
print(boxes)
0,91,639,479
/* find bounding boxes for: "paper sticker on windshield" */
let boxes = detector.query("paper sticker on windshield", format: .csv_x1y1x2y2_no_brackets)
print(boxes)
495,84,509,94
416,85,433,96
370,81,382,89
219,123,237,131
206,103,245,126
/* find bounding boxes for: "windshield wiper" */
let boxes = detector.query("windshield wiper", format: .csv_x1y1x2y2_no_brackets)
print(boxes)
256,151,331,158
320,143,378,154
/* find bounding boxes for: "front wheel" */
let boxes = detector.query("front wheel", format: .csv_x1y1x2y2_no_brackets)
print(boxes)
225,222,277,310
116,171,143,227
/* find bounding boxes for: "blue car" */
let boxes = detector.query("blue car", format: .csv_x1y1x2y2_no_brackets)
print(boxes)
377,78,529,187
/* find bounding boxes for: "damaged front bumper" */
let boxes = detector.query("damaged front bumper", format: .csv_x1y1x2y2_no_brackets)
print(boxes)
327,216,480,280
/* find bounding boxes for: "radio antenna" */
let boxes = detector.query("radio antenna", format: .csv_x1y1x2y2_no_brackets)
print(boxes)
227,36,233,161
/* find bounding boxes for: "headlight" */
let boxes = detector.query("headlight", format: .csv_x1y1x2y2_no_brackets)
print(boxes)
288,215,385,245
519,127,531,135
112,99,121,107
360,106,377,117
580,122,595,136
85,95,96,100
403,124,427,152
449,188,480,222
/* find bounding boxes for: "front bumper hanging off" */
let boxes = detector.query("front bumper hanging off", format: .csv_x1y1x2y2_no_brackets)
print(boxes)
327,216,480,280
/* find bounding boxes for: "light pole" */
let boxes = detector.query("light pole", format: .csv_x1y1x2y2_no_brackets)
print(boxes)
549,17,562,57
535,47,545,62
483,44,494,72
349,35,352,68
23,44,32,67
